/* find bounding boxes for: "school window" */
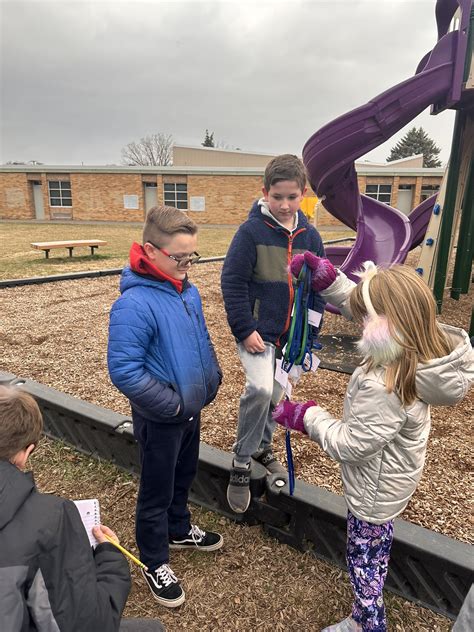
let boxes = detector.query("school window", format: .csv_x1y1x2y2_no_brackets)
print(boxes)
420,185,440,202
48,180,72,207
365,184,392,204
164,183,188,210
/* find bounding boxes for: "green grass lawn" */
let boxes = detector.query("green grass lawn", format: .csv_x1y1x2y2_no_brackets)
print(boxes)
0,221,354,280
0,222,236,280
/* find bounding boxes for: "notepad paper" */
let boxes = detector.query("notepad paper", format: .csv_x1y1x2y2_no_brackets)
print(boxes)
73,498,101,547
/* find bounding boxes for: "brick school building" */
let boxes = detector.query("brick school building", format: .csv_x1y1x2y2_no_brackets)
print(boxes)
0,150,443,228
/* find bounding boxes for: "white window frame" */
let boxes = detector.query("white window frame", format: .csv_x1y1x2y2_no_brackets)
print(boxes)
365,184,392,204
163,182,188,210
48,180,72,207
420,185,440,202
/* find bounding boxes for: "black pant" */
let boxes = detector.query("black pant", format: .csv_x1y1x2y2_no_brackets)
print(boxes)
133,411,200,571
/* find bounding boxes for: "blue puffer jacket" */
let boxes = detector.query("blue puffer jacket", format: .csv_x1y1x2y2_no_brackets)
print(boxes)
108,268,221,423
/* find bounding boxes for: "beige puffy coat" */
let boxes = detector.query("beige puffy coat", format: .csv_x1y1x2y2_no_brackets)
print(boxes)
304,272,474,524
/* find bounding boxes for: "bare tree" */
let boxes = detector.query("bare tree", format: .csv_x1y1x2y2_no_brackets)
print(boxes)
121,133,173,166
4,160,43,165
215,139,230,149
215,139,241,150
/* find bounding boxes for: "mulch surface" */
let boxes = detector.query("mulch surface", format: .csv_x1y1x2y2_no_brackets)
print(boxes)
1,255,472,631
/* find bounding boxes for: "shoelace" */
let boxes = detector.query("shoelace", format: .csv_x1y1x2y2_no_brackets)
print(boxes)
189,524,206,544
156,564,178,587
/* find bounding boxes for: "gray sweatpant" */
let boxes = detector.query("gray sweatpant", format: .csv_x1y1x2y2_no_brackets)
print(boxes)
233,342,284,463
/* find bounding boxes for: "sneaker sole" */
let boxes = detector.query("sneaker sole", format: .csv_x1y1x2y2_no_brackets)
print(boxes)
169,536,224,551
226,485,251,514
141,569,186,608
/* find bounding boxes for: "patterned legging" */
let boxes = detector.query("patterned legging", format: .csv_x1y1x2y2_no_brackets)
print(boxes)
346,511,394,632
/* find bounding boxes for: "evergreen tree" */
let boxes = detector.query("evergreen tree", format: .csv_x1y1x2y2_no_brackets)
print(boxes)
387,127,442,167
202,129,215,147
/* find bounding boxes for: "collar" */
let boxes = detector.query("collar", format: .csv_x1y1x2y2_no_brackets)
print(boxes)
129,242,184,293
258,197,298,233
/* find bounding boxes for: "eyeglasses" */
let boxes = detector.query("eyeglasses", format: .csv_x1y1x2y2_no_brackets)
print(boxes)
148,242,201,268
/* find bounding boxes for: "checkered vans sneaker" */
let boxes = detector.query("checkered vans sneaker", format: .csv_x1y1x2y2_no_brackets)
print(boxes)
141,564,185,608
169,524,224,551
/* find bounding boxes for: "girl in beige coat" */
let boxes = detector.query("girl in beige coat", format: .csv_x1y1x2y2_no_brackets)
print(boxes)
273,257,473,632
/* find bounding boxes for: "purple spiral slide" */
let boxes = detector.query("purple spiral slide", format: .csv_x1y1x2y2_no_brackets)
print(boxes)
303,0,471,308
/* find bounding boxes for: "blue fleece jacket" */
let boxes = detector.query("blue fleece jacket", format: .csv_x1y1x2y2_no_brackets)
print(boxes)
221,201,325,344
108,268,221,423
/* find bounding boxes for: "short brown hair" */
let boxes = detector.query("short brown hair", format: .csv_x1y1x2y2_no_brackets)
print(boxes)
143,205,198,246
263,154,307,192
0,386,43,460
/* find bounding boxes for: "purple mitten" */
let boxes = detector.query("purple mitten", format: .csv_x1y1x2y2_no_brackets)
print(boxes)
290,253,305,279
290,252,337,292
272,400,317,433
303,252,337,291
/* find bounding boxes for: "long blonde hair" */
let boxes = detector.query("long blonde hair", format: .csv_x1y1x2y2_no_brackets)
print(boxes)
349,265,453,406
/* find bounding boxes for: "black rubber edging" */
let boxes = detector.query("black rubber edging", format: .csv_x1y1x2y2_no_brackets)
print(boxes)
0,268,123,288
0,257,226,289
0,237,356,289
1,372,471,620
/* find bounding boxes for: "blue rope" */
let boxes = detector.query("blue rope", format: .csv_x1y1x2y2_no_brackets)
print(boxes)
286,429,295,495
284,265,309,366
283,262,320,495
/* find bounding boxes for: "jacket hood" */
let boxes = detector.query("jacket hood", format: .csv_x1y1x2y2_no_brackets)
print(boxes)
0,460,34,529
128,242,183,292
120,244,189,296
415,324,473,405
247,199,310,231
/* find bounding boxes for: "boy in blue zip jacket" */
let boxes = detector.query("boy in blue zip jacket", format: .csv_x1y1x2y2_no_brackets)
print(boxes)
108,205,223,609
221,154,325,513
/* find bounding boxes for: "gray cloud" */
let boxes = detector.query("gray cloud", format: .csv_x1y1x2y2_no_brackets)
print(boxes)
0,0,455,164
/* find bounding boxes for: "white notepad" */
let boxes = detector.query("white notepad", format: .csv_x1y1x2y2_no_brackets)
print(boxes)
73,498,101,547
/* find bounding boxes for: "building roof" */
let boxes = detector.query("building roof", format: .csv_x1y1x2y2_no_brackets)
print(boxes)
0,164,445,177
173,143,276,157
355,154,425,168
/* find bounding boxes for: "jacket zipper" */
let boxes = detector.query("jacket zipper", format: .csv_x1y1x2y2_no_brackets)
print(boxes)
180,293,208,407
276,227,306,347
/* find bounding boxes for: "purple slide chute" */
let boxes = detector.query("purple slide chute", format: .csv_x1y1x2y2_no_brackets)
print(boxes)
302,0,471,313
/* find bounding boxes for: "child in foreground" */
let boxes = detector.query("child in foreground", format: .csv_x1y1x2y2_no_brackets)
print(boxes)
0,386,131,631
108,205,223,608
273,255,473,632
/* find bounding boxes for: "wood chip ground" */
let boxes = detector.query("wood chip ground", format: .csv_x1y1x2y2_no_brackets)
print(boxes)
1,257,472,631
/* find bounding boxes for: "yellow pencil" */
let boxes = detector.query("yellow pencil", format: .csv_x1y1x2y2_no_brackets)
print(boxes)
104,534,148,570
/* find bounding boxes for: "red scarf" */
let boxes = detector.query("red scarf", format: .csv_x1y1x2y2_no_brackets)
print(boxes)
129,242,183,293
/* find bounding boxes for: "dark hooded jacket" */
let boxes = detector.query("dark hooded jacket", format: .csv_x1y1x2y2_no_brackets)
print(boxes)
221,200,325,345
0,460,131,631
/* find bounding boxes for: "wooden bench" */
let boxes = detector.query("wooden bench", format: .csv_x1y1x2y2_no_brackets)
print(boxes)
30,240,107,259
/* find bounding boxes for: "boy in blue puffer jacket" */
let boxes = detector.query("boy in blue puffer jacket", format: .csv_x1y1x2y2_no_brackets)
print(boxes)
108,205,223,609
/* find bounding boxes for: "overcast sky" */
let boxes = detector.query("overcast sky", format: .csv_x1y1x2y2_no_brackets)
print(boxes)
0,0,457,165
